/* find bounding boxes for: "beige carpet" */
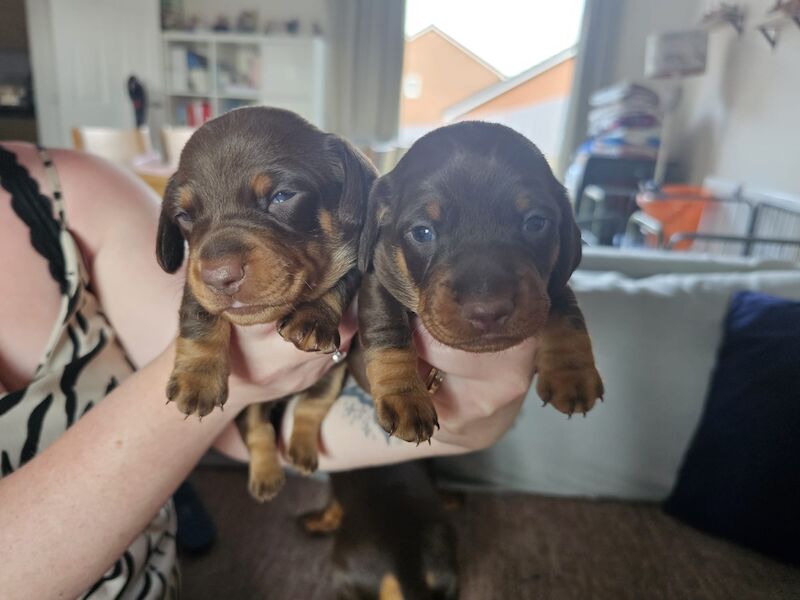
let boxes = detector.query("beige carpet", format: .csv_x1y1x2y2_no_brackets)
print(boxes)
180,466,800,600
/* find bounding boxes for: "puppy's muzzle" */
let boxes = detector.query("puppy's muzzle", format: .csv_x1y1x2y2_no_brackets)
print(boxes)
200,255,245,296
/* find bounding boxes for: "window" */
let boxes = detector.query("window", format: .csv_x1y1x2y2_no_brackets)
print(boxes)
403,73,423,99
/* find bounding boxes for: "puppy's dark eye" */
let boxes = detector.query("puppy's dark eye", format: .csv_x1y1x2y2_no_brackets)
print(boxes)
175,210,193,231
271,190,296,204
523,214,549,234
409,225,436,244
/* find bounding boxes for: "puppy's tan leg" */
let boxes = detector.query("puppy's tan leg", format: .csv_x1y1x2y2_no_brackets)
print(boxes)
301,498,344,535
236,403,285,502
366,347,438,443
279,268,359,353
535,286,604,416
167,289,230,417
359,273,438,444
287,362,348,474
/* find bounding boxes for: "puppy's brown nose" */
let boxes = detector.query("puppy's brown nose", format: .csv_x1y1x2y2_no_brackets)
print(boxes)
201,257,245,295
461,298,513,332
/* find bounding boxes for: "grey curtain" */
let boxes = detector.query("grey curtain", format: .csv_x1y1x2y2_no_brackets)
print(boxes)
556,0,623,178
325,0,406,145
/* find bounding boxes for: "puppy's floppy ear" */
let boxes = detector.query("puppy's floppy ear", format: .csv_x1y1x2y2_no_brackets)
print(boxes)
358,175,391,273
156,177,186,273
328,134,378,229
547,181,582,298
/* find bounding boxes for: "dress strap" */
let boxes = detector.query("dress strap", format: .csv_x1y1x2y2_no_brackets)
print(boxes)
37,146,67,225
0,144,68,294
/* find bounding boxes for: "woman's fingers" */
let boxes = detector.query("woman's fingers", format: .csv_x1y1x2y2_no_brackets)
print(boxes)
412,319,537,383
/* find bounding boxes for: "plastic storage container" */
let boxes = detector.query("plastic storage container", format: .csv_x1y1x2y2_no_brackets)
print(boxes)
636,185,715,250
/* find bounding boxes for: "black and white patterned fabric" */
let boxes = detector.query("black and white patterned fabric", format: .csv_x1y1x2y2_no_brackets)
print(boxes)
0,145,178,599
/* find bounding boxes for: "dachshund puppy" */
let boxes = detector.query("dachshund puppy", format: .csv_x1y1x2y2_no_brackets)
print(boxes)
304,461,458,600
156,107,376,500
358,121,604,443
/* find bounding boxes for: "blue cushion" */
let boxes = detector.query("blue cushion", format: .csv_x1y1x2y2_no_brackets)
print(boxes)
664,290,800,563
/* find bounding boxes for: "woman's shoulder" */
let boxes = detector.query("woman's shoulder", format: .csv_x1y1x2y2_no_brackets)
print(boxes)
6,142,163,267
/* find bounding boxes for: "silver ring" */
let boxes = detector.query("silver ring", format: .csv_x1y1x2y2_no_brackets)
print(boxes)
331,349,347,364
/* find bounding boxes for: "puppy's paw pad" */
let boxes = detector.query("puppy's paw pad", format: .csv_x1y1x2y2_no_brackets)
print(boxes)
537,366,604,417
287,438,319,475
248,467,285,502
376,387,438,444
166,370,227,418
278,307,340,354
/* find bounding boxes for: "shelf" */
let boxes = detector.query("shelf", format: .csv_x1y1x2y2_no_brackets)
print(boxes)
163,30,320,45
162,31,326,127
167,90,212,98
218,89,260,100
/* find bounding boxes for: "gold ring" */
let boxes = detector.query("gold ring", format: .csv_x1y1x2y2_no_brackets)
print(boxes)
425,367,445,395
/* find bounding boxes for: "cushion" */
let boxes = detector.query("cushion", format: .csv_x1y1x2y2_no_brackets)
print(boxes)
435,269,800,500
579,246,799,279
664,291,800,563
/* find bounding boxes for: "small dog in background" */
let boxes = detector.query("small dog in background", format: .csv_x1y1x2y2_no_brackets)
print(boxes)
304,461,459,600
155,106,376,500
357,121,604,443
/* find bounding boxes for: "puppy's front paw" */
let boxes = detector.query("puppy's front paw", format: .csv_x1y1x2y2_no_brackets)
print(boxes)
166,369,228,418
287,433,319,475
278,304,340,353
248,457,285,502
376,384,439,444
537,364,603,417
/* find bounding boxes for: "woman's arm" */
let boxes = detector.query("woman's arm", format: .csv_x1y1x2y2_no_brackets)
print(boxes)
0,344,229,598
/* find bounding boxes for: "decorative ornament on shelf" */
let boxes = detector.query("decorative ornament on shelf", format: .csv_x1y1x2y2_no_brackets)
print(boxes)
236,11,258,33
701,3,746,34
263,18,302,36
212,15,231,32
286,19,300,35
757,0,800,48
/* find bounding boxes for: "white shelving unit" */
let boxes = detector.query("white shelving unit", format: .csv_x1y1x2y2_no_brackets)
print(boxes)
162,31,326,127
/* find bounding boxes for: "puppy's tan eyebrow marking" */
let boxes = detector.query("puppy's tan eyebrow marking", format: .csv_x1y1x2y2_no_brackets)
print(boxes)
252,173,272,198
515,194,531,212
318,208,335,235
178,186,194,210
425,201,442,221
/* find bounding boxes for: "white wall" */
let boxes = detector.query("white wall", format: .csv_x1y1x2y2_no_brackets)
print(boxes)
180,0,327,34
675,0,800,196
607,0,699,85
602,0,799,196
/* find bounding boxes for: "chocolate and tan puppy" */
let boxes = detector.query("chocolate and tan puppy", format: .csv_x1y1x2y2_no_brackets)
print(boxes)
358,121,604,443
155,107,376,500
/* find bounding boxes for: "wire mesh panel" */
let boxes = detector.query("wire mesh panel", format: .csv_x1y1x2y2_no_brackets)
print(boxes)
749,202,800,262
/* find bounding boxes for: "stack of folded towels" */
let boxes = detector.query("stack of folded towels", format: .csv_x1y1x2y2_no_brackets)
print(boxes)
580,82,661,159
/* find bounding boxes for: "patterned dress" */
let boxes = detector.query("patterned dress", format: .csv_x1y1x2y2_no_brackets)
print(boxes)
0,145,178,599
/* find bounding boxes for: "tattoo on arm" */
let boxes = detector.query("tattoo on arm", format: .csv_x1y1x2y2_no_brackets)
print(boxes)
338,380,403,446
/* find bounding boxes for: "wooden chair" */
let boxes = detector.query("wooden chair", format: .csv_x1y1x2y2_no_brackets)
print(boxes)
71,126,151,165
160,126,196,167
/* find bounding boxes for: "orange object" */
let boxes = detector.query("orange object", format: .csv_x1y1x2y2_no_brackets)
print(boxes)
636,185,715,250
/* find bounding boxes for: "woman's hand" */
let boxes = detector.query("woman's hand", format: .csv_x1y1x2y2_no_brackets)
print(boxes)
274,316,538,472
413,318,537,451
224,304,359,411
